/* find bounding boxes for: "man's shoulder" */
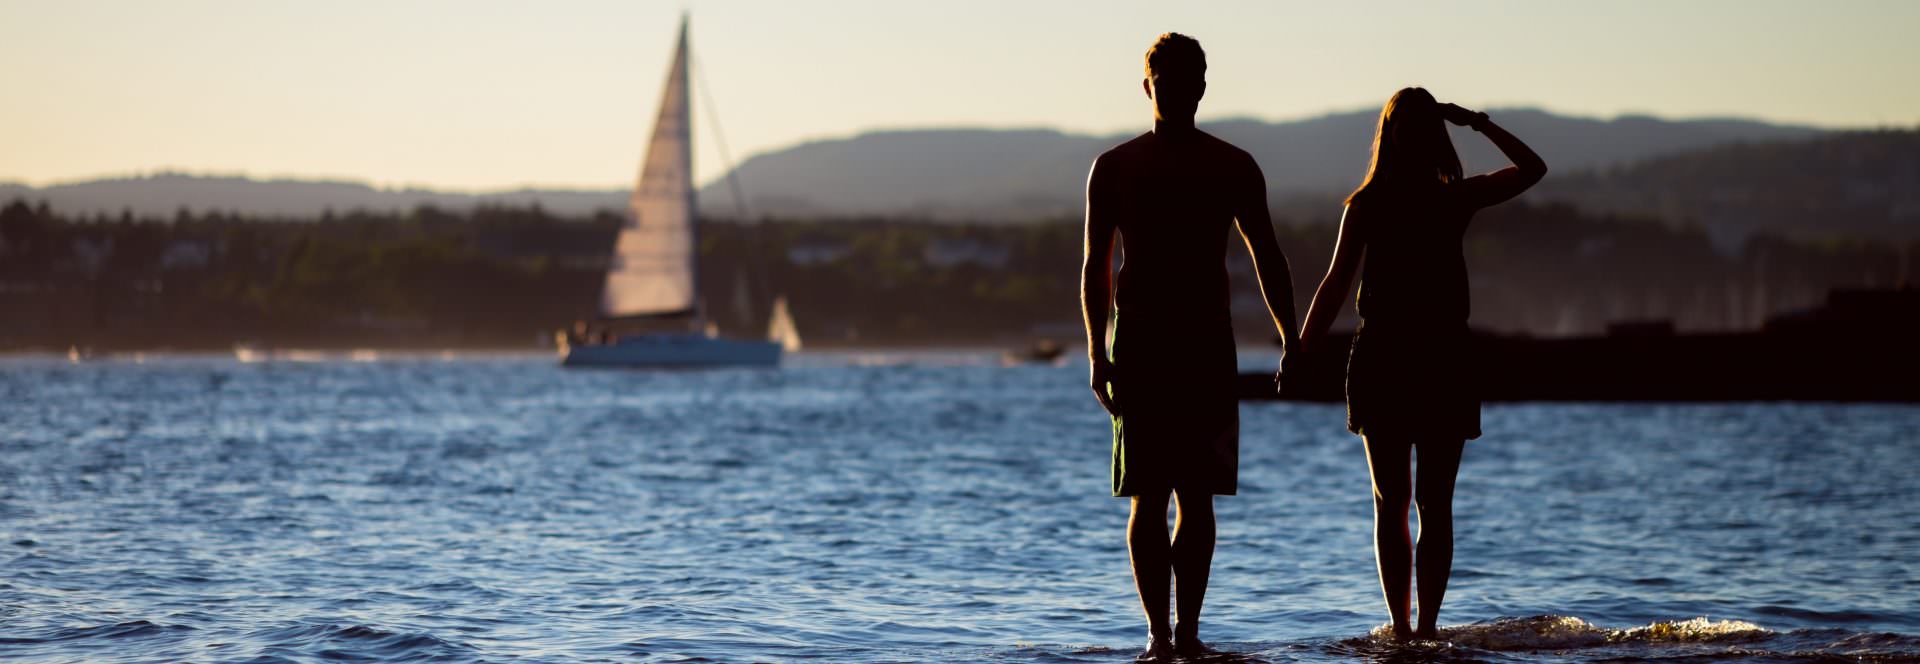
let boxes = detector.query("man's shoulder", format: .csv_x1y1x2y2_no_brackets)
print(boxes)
1090,134,1153,180
1096,133,1154,163
1196,131,1259,167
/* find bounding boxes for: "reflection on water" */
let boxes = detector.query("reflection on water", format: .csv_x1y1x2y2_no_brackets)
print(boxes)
1,354,1916,662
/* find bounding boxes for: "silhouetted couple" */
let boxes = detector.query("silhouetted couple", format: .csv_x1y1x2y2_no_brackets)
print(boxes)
1080,33,1546,661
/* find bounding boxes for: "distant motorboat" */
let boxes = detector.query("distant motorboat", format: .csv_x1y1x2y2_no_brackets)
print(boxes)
1002,338,1066,366
559,16,790,370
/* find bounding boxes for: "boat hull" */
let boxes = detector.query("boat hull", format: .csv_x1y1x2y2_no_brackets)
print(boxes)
562,334,781,368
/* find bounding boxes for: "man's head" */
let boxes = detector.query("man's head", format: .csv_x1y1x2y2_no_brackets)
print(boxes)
1143,33,1206,123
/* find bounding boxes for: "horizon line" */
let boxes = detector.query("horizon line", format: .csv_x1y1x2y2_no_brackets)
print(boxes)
4,105,1912,194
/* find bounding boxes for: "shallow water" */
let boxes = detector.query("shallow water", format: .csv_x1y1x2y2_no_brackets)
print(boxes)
2,353,1918,662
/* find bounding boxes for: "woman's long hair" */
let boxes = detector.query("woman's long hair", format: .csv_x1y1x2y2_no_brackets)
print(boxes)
1345,87,1464,205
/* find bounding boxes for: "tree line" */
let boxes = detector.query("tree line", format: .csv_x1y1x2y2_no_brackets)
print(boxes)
1,198,1911,351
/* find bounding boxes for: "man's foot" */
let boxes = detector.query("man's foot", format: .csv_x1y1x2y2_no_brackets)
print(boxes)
1414,625,1440,641
1134,636,1174,662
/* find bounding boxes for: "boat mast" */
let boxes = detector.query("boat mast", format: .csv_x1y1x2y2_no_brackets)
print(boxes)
681,16,705,332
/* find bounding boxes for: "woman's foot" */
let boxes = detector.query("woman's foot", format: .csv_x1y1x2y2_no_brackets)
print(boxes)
1172,635,1214,658
1174,623,1212,657
1414,624,1440,641
1134,636,1174,662
1386,622,1416,642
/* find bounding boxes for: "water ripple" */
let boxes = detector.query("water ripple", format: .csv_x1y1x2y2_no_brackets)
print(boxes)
1,355,1916,661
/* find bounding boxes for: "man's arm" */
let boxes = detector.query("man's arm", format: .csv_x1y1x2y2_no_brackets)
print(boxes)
1082,156,1120,416
1233,157,1298,349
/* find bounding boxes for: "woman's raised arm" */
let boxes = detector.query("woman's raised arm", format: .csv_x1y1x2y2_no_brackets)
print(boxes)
1444,104,1548,209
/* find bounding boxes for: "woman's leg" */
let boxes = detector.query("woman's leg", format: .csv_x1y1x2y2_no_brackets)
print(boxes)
1363,434,1414,639
1413,437,1465,638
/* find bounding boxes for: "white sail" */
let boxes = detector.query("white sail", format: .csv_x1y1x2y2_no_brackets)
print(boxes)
767,295,802,352
601,18,696,319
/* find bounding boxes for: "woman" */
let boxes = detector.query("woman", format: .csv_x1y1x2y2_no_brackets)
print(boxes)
1296,87,1545,640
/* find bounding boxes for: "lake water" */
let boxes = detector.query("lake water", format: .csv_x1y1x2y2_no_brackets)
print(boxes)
3,353,1918,662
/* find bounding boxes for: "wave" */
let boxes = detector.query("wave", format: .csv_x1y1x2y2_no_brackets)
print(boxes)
1428,615,1768,649
0,619,195,645
1336,615,1920,662
240,622,479,660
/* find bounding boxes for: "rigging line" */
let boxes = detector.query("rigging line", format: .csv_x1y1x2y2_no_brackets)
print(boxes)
692,51,752,221
692,46,773,332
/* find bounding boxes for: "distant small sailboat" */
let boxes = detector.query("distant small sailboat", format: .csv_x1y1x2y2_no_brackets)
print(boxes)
561,16,789,369
767,296,802,352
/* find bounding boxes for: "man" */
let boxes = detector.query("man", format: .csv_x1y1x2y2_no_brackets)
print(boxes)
1080,32,1298,661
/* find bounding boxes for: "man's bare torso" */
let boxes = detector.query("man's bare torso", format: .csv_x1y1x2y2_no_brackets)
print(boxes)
1094,130,1259,315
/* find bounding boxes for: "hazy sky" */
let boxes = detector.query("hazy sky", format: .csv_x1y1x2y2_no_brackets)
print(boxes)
2,0,1915,190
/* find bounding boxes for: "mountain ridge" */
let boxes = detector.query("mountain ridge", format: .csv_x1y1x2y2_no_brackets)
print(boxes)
699,107,1824,219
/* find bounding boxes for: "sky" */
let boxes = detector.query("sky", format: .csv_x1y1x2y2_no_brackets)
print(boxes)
2,0,1916,191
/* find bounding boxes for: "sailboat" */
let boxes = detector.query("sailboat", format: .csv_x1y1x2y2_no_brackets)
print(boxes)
561,17,789,368
767,295,802,352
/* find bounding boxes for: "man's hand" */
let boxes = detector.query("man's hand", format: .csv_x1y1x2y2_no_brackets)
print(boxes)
1090,359,1120,416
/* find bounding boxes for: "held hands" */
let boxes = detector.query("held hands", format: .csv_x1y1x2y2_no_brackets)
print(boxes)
1440,103,1487,128
1275,342,1304,397
1089,359,1120,416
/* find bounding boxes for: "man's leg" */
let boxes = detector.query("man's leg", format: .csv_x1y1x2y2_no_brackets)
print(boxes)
1128,490,1174,646
1170,489,1216,651
1413,438,1465,638
1363,434,1415,639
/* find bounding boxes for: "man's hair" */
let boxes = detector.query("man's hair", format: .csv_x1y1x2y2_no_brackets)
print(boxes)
1144,33,1205,79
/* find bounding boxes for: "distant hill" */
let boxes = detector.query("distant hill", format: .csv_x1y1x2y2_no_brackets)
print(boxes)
2,107,1821,223
696,108,1822,219
0,175,630,221
1533,129,1920,241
